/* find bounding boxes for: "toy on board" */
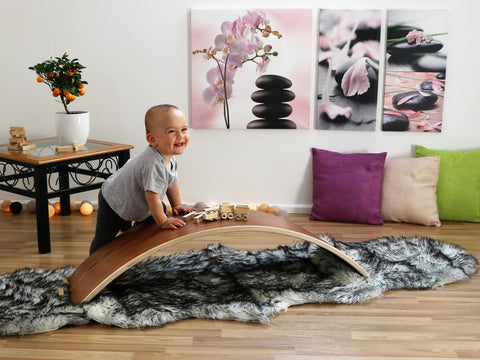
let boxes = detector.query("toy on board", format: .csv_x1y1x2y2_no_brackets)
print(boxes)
7,127,36,152
185,202,289,223
183,203,251,224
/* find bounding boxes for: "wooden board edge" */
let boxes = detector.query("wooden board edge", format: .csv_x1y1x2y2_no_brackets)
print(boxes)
70,225,369,304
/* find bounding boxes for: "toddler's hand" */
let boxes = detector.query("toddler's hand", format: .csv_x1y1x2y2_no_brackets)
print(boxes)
160,217,186,230
172,204,195,215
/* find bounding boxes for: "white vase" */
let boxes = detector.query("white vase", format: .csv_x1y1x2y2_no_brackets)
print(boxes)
55,111,90,146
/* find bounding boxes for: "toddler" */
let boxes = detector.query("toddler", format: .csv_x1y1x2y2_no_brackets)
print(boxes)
89,104,194,254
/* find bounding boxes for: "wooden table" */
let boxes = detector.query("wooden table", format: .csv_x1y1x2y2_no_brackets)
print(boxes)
0,138,133,253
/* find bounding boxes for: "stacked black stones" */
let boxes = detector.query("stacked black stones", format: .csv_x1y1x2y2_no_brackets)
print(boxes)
247,74,296,129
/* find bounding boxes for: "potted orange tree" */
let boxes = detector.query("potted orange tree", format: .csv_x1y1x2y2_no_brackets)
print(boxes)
29,53,89,145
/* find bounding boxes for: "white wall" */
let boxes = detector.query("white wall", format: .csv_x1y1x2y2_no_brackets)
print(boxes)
1,0,479,212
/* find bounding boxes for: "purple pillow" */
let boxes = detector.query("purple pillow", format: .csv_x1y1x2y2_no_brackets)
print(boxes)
310,148,386,224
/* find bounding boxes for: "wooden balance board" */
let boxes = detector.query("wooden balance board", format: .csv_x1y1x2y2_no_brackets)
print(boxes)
69,210,369,305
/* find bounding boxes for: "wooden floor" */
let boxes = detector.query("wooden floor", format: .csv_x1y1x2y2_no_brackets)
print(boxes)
0,211,479,360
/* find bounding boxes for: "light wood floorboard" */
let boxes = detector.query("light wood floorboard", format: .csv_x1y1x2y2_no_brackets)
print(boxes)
0,211,479,359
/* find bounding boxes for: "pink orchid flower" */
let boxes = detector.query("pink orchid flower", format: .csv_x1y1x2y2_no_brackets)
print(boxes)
341,58,371,96
202,82,233,108
350,40,380,61
257,55,271,73
406,30,433,45
320,102,352,120
417,120,442,132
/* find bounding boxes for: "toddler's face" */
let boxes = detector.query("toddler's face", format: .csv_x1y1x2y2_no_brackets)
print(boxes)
147,109,189,157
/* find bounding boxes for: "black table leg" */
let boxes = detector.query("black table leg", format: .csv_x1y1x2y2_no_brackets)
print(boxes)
58,167,71,216
118,149,130,167
33,167,51,254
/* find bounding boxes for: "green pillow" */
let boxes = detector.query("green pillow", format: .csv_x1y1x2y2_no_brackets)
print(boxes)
415,145,480,222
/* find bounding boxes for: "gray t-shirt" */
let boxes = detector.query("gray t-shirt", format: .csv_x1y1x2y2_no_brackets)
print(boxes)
102,145,178,221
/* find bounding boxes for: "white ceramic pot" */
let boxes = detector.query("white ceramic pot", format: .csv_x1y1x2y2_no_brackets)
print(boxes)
55,111,90,146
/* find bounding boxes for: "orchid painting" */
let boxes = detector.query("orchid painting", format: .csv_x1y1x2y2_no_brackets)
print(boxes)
316,9,382,131
191,9,313,129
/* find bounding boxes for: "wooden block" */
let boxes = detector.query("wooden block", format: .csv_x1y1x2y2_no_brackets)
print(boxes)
183,211,198,220
20,144,36,151
10,137,27,145
58,288,65,296
72,144,84,151
55,145,73,153
55,144,85,153
7,144,21,151
62,277,70,285
193,214,204,223
9,126,25,137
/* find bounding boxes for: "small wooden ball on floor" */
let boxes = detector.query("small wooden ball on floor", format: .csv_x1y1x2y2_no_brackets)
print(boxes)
27,200,36,213
258,204,270,213
48,204,55,218
2,200,12,213
80,201,94,216
9,201,22,214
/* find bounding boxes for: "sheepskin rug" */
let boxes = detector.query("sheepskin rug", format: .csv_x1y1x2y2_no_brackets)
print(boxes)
0,235,477,336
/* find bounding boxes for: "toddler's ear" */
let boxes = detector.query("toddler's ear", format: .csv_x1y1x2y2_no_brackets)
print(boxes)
146,132,156,146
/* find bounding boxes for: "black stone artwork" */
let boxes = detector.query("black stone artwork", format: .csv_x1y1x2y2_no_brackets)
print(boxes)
412,55,447,73
387,39,443,57
387,25,423,40
392,90,438,111
247,74,297,129
382,109,410,131
420,80,445,91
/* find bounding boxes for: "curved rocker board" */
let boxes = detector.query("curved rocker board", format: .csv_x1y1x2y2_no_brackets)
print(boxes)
69,210,369,305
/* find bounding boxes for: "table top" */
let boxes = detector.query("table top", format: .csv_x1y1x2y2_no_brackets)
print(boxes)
0,138,134,165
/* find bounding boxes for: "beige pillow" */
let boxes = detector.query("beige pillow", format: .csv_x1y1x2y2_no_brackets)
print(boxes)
381,156,441,227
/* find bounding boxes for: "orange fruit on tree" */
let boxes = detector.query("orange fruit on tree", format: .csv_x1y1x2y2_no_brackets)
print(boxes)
52,88,61,97
48,72,55,78
36,76,44,83
67,71,74,76
66,93,76,101
79,89,85,96
78,83,84,89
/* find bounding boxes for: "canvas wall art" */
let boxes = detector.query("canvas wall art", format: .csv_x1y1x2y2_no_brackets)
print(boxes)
382,9,448,132
191,9,313,129
316,9,382,131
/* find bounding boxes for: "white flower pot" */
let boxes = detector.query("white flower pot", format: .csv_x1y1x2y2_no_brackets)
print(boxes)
55,111,90,146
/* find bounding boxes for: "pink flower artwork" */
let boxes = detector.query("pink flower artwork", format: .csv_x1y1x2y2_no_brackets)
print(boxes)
316,9,382,131
191,9,313,129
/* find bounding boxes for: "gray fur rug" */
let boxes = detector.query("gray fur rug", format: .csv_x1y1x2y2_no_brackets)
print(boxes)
0,235,477,336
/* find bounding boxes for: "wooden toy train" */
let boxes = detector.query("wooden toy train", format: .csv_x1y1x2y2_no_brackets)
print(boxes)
183,203,250,223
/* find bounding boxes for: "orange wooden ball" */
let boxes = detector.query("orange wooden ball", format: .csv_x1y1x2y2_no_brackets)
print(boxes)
80,201,94,216
70,200,77,212
2,200,12,213
269,205,281,215
247,203,257,210
48,204,55,218
54,202,62,214
258,203,270,213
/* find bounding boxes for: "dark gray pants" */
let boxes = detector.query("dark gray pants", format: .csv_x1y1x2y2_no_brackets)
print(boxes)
89,190,131,254
89,190,166,254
